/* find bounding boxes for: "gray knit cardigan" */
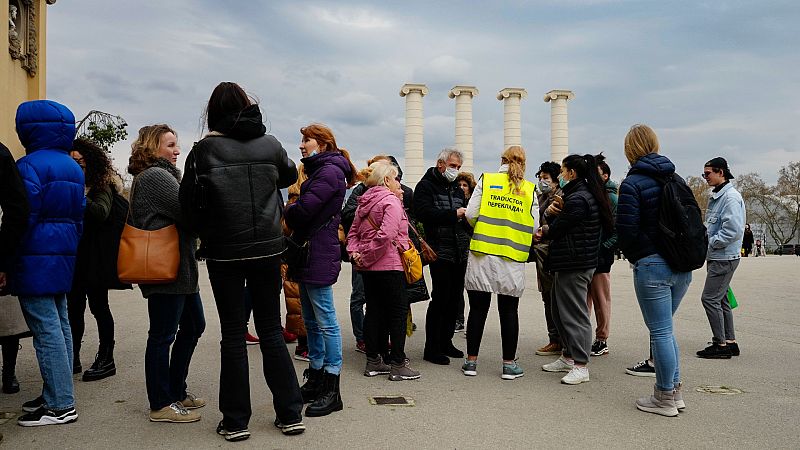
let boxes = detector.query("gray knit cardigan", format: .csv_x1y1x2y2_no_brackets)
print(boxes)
129,159,199,298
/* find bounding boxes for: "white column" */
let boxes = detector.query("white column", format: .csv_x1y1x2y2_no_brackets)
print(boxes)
399,83,429,188
496,88,528,151
543,89,575,163
448,85,479,173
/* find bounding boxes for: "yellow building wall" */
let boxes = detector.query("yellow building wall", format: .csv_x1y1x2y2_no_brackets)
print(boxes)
1,0,48,159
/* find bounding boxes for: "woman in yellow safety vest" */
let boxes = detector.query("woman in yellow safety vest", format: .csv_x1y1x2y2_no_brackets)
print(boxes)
460,146,537,380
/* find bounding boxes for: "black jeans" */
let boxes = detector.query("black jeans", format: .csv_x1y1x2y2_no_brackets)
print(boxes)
361,270,408,365
67,285,115,358
424,259,467,356
465,291,520,361
145,292,205,410
207,256,303,431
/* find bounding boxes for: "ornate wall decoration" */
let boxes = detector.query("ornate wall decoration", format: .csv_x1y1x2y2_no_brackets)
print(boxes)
8,0,38,77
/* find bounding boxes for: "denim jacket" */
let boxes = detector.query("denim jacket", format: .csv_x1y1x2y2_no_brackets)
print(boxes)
705,182,745,261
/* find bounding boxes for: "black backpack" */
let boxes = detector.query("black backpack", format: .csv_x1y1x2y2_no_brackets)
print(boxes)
98,189,133,290
649,173,708,272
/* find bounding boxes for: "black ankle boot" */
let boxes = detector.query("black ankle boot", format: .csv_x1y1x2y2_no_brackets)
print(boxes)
304,372,343,417
2,370,19,394
300,367,324,403
82,343,116,382
2,341,20,394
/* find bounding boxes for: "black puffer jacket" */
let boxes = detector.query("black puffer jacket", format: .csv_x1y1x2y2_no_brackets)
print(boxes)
545,179,601,272
180,105,297,260
413,167,470,264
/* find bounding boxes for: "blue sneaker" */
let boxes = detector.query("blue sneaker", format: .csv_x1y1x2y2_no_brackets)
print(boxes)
461,359,477,376
501,362,524,380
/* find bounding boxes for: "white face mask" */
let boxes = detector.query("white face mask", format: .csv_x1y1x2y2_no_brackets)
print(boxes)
538,179,552,194
498,164,509,173
444,167,459,182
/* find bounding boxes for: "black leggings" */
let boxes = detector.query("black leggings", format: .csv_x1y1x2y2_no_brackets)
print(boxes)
68,286,115,359
466,291,519,361
362,270,408,365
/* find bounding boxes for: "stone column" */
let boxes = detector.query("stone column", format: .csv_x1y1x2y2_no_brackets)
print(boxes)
543,89,575,163
448,85,479,173
496,88,528,151
399,83,429,188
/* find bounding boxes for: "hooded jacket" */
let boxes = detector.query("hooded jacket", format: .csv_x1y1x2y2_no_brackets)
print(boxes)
11,100,85,296
284,150,351,286
617,153,676,263
413,166,470,264
180,105,297,260
346,185,410,272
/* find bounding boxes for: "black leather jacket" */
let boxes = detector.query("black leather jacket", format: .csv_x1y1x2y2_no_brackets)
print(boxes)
180,107,297,260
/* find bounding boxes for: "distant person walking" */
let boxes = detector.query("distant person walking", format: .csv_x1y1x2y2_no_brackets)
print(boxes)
742,224,754,257
617,124,693,416
180,82,304,440
461,146,536,380
696,157,745,359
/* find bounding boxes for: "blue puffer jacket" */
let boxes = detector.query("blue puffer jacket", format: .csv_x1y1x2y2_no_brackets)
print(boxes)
616,153,675,264
11,100,85,296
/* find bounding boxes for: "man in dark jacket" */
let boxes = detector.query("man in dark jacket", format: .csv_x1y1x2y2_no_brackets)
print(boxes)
413,148,470,365
12,100,85,426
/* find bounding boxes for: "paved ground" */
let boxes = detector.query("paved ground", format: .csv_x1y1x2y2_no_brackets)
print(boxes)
1,256,799,449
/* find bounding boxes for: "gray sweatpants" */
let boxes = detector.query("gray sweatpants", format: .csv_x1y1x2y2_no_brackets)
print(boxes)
552,268,595,364
701,259,740,344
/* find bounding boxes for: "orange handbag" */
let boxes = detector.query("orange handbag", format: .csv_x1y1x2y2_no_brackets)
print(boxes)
117,180,180,285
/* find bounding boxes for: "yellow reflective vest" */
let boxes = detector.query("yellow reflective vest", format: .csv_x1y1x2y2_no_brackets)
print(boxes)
469,173,536,262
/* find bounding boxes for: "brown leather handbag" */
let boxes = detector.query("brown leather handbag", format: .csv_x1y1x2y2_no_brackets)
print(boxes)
409,222,437,265
117,180,180,284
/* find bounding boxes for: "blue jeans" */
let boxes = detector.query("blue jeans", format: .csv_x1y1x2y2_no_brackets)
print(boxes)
18,294,75,410
349,269,365,342
145,293,205,410
633,255,692,391
300,283,342,375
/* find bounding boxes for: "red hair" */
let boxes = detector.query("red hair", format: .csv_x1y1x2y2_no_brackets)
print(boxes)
300,123,360,187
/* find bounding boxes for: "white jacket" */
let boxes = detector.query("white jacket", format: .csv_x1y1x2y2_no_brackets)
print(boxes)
464,169,538,298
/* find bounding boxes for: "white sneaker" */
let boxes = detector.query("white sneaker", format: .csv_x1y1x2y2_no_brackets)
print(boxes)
561,366,590,385
542,356,574,373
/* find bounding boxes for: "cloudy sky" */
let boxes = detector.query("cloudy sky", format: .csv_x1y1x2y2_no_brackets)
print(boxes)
46,0,799,183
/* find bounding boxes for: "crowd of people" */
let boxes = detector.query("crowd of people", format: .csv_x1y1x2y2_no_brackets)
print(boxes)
0,84,748,439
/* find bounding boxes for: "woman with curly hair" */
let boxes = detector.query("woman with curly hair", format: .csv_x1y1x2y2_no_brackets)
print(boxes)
129,124,206,424
67,138,126,382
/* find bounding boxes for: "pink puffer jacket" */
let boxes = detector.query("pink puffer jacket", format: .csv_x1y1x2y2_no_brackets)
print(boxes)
346,186,410,272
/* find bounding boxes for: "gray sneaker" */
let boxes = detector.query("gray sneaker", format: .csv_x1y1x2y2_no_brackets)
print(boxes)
461,359,477,376
501,362,524,380
389,360,420,381
364,355,390,377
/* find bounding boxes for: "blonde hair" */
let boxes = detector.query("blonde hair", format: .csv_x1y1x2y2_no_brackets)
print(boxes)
127,124,176,175
358,154,390,181
624,124,659,165
501,146,526,194
364,161,398,188
287,164,307,198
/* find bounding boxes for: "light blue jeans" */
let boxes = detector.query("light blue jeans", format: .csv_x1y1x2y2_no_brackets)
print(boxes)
632,255,692,391
18,294,75,410
300,283,342,375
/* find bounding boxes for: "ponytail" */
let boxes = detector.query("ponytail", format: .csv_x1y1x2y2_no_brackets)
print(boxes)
502,145,527,195
562,153,613,233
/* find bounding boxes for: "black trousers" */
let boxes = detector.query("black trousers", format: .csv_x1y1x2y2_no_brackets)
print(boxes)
424,259,467,356
207,256,303,430
362,270,408,364
67,285,115,359
465,291,520,361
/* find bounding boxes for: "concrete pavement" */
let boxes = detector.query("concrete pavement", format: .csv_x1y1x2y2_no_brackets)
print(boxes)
1,256,799,449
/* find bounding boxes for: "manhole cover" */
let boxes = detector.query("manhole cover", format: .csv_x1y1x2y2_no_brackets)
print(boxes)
369,396,415,406
696,385,743,395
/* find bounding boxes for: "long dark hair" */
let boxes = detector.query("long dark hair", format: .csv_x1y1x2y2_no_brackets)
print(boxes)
562,154,613,233
73,137,118,190
204,81,254,132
